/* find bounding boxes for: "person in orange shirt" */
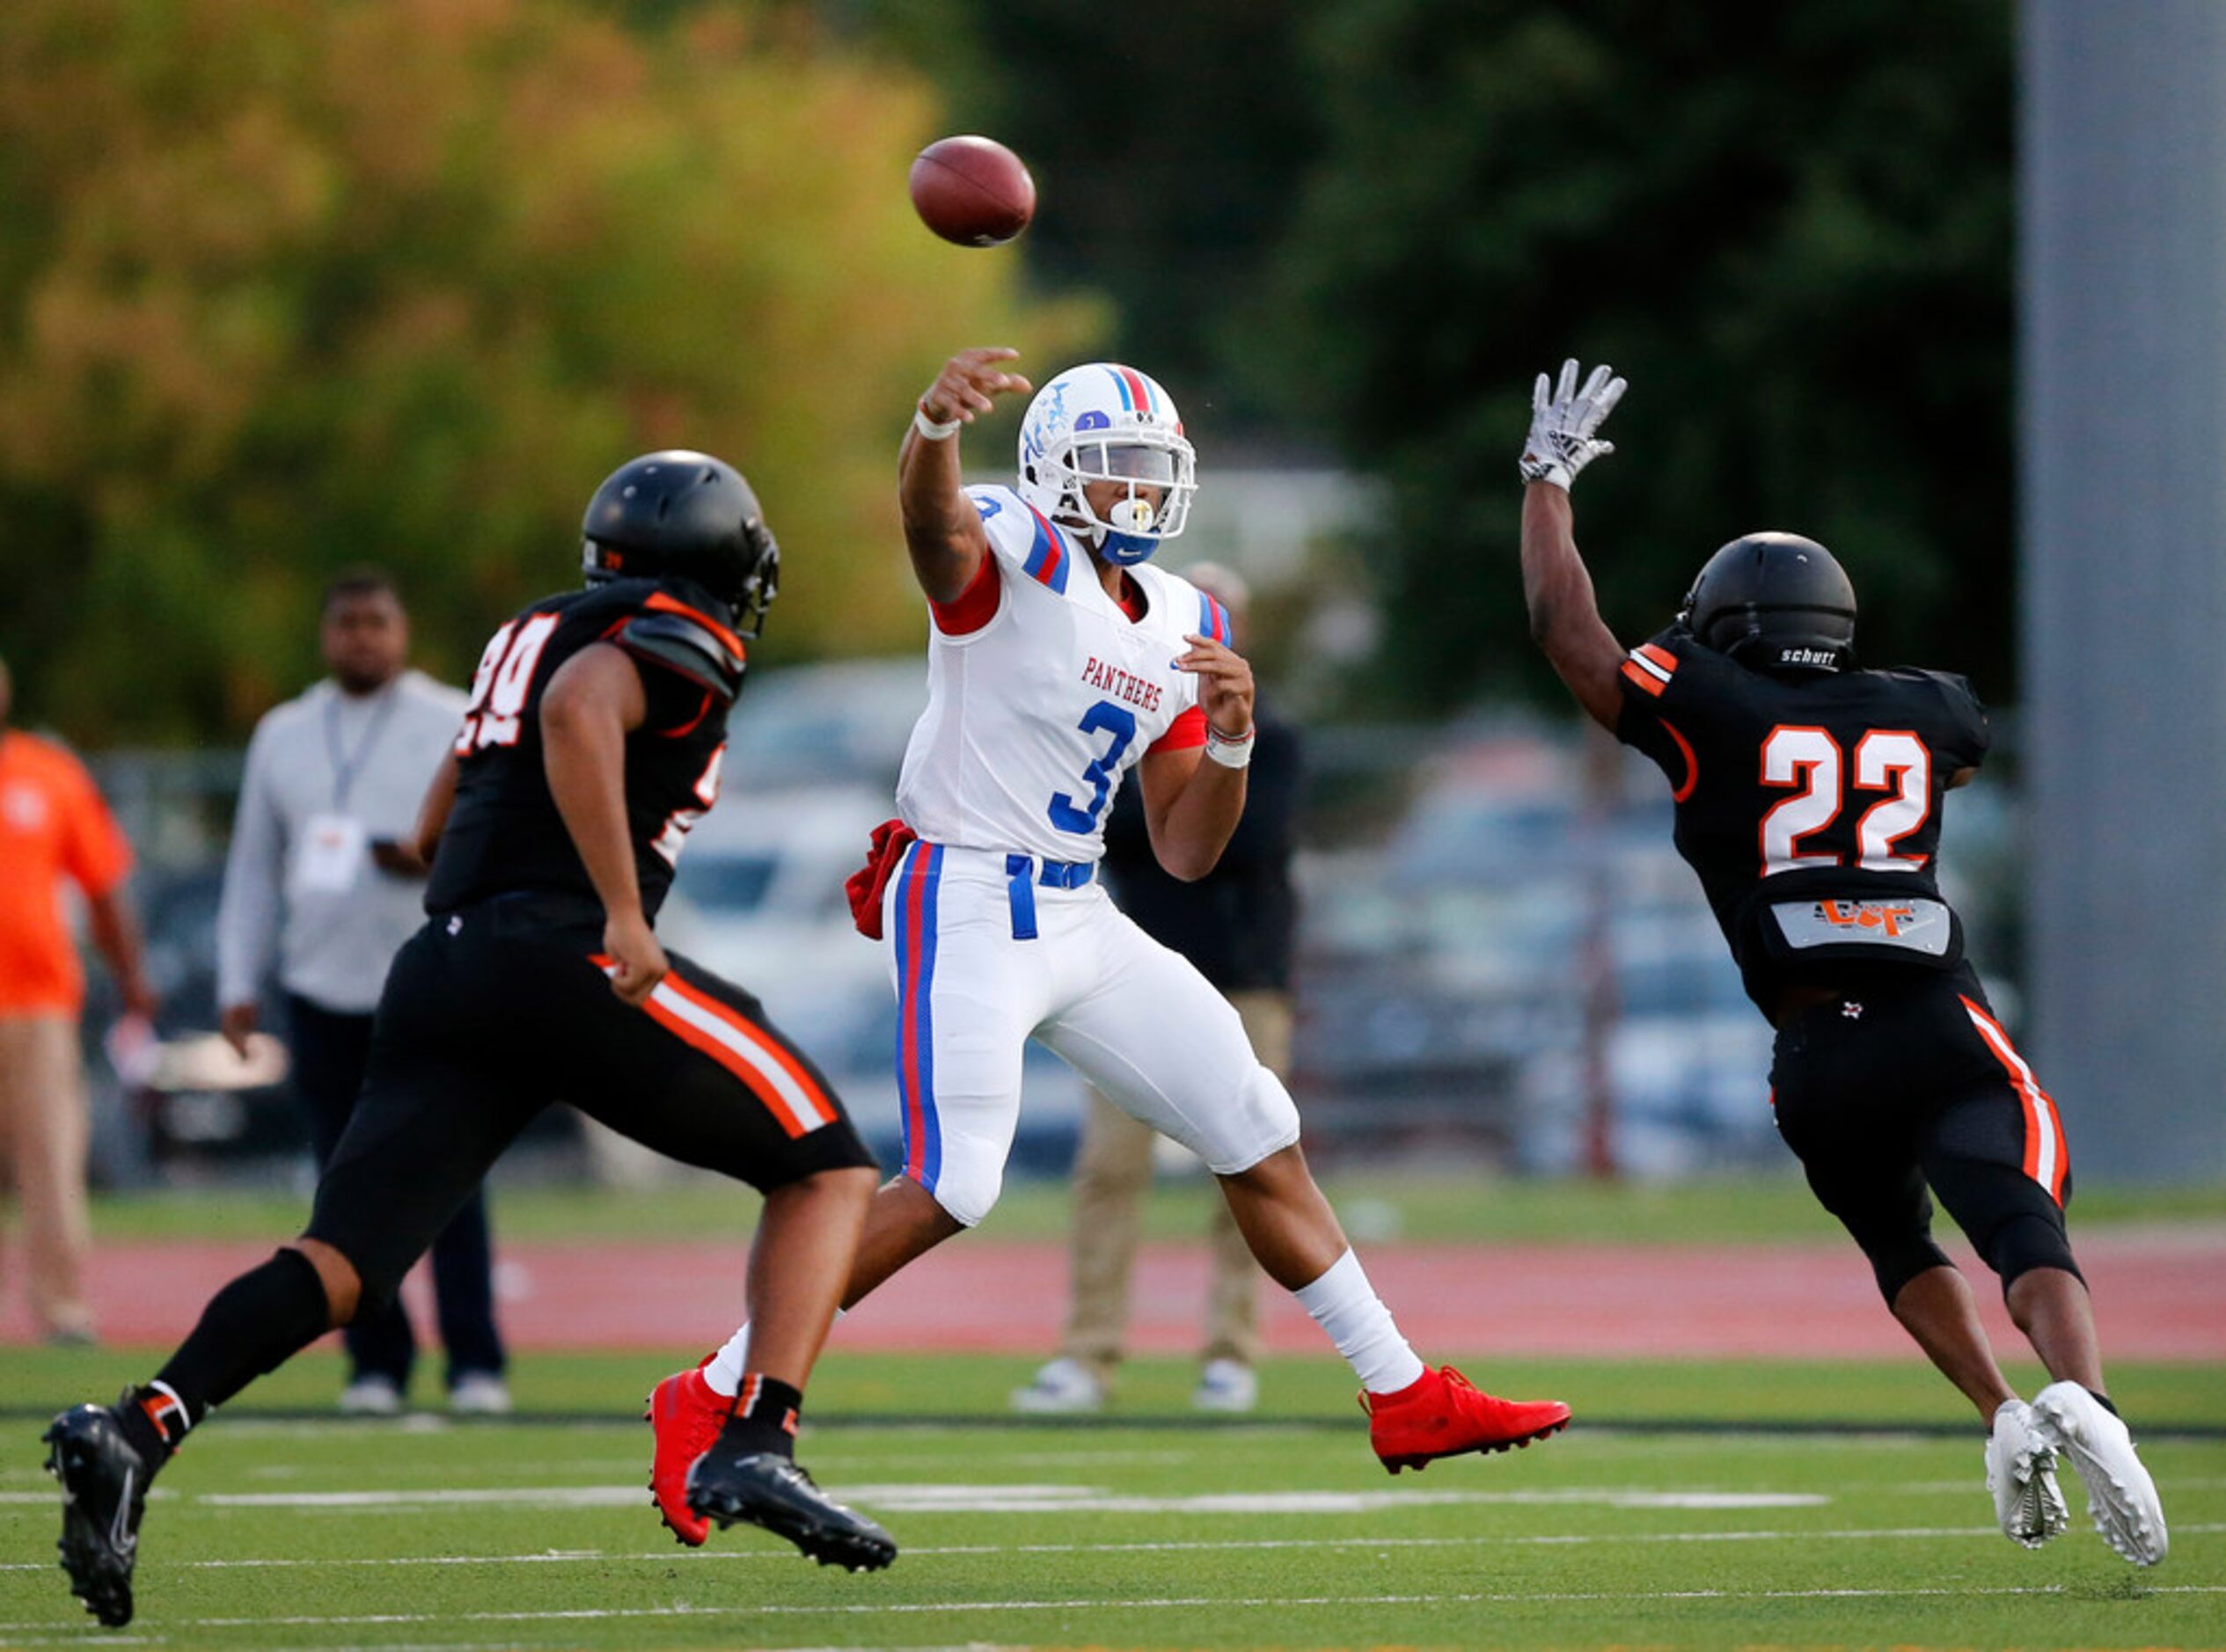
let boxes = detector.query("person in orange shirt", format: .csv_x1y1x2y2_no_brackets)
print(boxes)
0,652,156,1343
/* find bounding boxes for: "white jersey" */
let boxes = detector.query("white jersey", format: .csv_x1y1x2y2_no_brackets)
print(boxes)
895,485,1221,864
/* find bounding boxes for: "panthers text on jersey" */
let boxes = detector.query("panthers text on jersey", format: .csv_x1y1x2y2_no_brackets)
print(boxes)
893,485,1218,865
426,577,745,919
1615,625,1991,1015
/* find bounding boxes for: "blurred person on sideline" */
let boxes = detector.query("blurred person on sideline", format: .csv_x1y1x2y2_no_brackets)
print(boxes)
0,651,157,1345
1011,563,1303,1416
216,571,509,1417
1518,359,2166,1568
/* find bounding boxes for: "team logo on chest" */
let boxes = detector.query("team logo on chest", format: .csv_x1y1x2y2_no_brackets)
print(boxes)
1079,654,1165,714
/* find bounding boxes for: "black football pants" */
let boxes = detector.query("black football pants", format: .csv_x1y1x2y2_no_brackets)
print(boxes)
285,993,507,1389
1768,965,2080,1304
304,893,877,1317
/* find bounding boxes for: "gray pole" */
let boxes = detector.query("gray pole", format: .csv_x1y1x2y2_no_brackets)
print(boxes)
2021,0,2226,1179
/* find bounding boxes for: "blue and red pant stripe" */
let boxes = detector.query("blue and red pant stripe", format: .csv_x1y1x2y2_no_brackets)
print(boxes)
894,841,945,1191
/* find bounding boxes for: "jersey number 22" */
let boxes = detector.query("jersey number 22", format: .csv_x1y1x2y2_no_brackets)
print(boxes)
1759,726,1930,876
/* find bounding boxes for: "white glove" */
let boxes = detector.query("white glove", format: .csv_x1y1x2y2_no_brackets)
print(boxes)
1519,359,1627,490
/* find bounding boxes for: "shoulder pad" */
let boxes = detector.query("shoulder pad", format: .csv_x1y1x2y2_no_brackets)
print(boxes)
1928,670,1990,761
970,486,1074,596
614,609,745,703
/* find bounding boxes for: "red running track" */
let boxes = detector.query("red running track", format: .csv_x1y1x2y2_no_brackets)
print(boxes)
5,1229,2219,1359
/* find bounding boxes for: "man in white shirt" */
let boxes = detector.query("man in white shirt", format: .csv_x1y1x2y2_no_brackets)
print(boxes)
216,570,508,1414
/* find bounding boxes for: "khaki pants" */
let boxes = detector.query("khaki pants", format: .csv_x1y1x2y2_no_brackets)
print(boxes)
1058,989,1293,1379
0,1013,93,1339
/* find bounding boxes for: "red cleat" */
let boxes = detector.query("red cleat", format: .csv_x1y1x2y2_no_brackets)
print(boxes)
646,1358,731,1546
1362,1364,1571,1473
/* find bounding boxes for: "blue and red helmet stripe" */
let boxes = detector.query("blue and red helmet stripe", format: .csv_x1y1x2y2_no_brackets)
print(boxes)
1103,363,1161,419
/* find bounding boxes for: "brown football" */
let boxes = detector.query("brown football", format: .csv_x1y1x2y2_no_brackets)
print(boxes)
909,135,1036,247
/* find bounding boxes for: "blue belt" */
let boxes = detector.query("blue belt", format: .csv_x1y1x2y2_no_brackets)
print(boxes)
1005,853,1094,940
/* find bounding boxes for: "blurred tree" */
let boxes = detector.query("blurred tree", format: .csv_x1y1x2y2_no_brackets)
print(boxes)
844,0,1329,431
1263,0,2015,710
0,0,1093,742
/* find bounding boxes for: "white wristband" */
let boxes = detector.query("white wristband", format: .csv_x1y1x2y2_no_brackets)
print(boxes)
913,405,963,442
1204,723,1255,770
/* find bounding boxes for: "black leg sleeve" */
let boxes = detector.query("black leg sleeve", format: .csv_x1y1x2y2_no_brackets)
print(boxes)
151,1248,333,1426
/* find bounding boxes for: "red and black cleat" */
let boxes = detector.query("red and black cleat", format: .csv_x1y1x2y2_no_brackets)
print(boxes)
644,1356,729,1546
1362,1364,1571,1474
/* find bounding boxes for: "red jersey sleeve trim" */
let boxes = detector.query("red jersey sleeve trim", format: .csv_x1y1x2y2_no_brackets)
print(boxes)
930,552,1001,635
1149,705,1209,754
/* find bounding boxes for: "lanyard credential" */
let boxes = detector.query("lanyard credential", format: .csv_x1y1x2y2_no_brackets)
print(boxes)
325,685,399,812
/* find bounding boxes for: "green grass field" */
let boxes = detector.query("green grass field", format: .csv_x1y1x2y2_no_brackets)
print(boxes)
74,1168,2226,1248
4,1350,2221,1649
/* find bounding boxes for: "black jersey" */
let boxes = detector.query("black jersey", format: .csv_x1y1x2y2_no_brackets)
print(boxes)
425,577,746,921
1615,625,1991,1017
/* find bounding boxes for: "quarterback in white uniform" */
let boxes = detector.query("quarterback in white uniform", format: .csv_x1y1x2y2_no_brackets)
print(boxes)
648,350,1570,1538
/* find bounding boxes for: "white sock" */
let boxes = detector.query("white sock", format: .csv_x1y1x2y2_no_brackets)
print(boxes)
704,1309,844,1398
704,1323,751,1398
1292,1249,1426,1396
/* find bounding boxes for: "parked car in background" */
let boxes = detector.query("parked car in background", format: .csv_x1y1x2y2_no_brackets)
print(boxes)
1294,727,1790,1173
72,698,2025,1189
723,658,926,792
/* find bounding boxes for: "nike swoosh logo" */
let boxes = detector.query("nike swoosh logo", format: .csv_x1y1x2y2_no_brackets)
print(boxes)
109,1466,136,1559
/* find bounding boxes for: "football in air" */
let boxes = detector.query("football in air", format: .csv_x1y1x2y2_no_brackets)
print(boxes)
909,135,1036,247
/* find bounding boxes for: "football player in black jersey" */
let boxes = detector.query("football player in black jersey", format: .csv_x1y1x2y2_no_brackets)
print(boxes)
44,453,894,1630
1516,361,2166,1568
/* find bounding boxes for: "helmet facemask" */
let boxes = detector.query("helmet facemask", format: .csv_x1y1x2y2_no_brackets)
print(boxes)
1052,431,1196,566
729,524,779,640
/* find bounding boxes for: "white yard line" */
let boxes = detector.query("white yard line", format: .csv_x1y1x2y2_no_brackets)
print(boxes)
182,1481,1826,1513
3,1523,2220,1574
259,1646,1019,1652
1896,1473,2226,1495
6,1583,2226,1635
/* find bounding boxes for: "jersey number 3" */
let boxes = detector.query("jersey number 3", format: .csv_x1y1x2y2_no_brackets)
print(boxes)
1759,727,1930,876
1048,700,1138,834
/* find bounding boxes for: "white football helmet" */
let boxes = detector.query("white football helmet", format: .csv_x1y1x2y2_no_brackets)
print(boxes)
1016,362,1197,566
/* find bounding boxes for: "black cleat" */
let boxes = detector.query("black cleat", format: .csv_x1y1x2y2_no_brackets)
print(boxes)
685,1451,896,1572
42,1400,150,1629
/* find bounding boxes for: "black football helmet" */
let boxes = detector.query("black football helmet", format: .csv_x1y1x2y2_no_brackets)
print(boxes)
581,451,780,637
1679,531,1856,674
